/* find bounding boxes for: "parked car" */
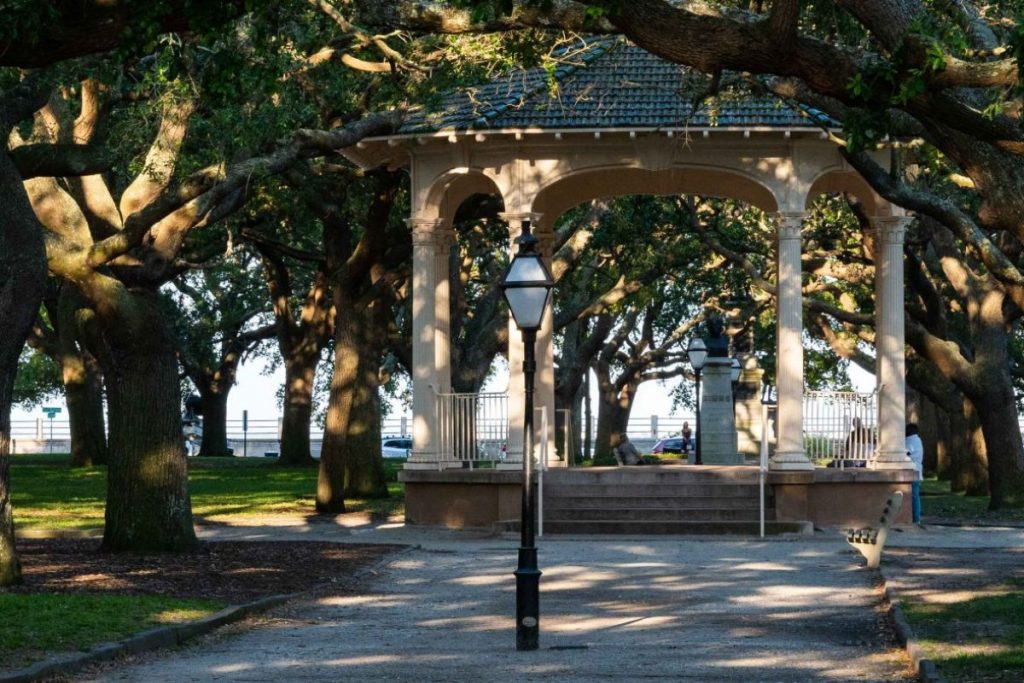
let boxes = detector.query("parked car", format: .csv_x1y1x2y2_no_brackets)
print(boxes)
382,437,412,459
651,437,686,455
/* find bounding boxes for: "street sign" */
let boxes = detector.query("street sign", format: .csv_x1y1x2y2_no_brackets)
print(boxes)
42,407,62,419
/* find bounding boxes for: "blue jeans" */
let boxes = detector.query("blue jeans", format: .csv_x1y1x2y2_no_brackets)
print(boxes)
911,481,921,524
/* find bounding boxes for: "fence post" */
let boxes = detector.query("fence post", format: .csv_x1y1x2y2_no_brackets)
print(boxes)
35,417,43,440
650,415,659,439
401,415,408,436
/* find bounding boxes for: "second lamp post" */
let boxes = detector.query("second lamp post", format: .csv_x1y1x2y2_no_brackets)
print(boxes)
687,337,708,465
500,220,554,651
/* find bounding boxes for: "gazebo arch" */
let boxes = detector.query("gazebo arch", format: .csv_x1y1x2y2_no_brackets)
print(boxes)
347,36,915,529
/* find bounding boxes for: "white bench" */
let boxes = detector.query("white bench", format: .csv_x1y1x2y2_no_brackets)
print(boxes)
846,490,904,569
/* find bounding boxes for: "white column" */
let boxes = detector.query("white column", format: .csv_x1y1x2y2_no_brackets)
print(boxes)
535,227,560,467
771,212,813,471
434,228,455,394
407,218,442,467
871,215,915,470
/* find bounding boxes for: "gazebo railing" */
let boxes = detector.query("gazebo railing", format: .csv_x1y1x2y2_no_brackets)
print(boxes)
434,391,510,466
802,390,878,466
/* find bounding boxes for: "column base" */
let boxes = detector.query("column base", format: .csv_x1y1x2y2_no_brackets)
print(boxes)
868,452,916,471
769,453,815,471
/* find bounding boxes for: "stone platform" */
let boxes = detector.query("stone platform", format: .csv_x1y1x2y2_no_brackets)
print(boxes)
400,464,914,532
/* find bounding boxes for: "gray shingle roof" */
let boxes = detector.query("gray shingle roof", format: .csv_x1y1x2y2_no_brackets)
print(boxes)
400,38,831,134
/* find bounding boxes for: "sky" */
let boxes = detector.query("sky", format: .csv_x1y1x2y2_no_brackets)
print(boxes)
12,352,877,430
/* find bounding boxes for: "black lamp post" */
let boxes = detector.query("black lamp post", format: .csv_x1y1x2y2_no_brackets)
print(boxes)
687,338,708,466
500,219,553,652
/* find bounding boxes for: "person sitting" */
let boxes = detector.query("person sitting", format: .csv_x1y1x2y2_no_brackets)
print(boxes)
613,436,644,466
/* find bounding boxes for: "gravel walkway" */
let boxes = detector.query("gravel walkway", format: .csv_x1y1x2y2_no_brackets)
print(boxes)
83,534,911,682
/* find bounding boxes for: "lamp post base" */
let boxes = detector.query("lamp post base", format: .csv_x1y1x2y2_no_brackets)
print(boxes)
514,547,541,651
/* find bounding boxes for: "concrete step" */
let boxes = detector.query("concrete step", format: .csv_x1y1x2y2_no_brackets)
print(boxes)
544,466,762,485
543,483,763,497
542,495,765,510
544,507,776,522
540,520,811,535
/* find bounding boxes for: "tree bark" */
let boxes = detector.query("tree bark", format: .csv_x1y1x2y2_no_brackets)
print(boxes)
65,351,107,467
197,385,231,457
0,149,48,585
593,393,632,464
97,290,195,551
952,397,989,497
317,305,388,512
278,354,318,466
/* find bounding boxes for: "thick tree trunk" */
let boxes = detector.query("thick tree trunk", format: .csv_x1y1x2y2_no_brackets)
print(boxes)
97,291,195,551
1,150,48,585
197,386,231,457
317,307,387,513
594,395,631,464
66,353,107,467
933,402,952,481
278,355,317,466
952,397,989,496
969,378,1024,509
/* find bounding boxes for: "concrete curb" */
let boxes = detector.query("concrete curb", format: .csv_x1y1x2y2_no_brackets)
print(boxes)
879,569,944,683
0,592,298,683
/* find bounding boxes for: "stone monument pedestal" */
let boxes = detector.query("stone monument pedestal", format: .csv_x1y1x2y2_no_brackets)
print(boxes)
700,358,743,465
734,353,764,460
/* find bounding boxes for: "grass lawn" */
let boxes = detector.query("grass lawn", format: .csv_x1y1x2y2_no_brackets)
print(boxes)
0,593,225,670
10,455,404,530
902,578,1024,682
921,478,1024,525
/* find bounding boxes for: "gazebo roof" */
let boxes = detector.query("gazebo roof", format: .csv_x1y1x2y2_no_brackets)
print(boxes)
399,38,831,135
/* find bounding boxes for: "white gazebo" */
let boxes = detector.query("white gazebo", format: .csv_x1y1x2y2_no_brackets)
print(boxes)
347,38,915,528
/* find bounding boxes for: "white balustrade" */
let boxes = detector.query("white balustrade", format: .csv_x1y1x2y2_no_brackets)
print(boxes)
433,391,510,467
802,390,878,466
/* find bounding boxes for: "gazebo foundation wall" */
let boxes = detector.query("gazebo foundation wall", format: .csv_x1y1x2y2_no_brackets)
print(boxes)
399,470,522,529
769,470,914,527
400,468,916,529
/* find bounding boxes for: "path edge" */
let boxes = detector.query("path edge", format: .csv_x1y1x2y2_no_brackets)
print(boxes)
879,567,944,683
0,543,418,683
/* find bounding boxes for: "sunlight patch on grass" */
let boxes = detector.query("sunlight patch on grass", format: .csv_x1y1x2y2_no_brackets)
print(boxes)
12,460,404,529
903,587,1024,681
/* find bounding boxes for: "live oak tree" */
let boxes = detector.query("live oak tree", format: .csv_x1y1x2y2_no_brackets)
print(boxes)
171,254,276,457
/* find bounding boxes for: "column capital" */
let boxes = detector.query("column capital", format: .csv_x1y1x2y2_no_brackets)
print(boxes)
534,229,557,256
774,212,805,240
434,228,457,250
873,215,913,245
500,211,543,230
408,217,444,246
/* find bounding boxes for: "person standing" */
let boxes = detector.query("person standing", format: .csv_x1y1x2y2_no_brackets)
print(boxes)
905,423,924,524
681,421,693,456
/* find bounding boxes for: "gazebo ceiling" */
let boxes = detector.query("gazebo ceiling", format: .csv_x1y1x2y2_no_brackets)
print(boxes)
397,37,832,136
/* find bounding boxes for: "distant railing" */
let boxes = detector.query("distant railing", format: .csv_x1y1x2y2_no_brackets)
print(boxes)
802,390,878,465
433,391,509,466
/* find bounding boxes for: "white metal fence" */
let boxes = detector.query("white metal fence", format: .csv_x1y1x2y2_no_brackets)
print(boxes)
434,391,509,466
801,390,878,465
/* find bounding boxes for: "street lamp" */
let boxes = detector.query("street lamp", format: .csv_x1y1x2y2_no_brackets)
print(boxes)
687,338,708,466
500,219,553,652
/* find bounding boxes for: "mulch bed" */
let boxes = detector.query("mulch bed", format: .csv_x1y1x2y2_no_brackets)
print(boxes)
5,539,404,603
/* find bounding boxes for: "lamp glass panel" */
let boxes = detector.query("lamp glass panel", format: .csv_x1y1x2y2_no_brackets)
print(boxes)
687,339,708,370
730,358,741,382
505,255,549,284
505,287,550,330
